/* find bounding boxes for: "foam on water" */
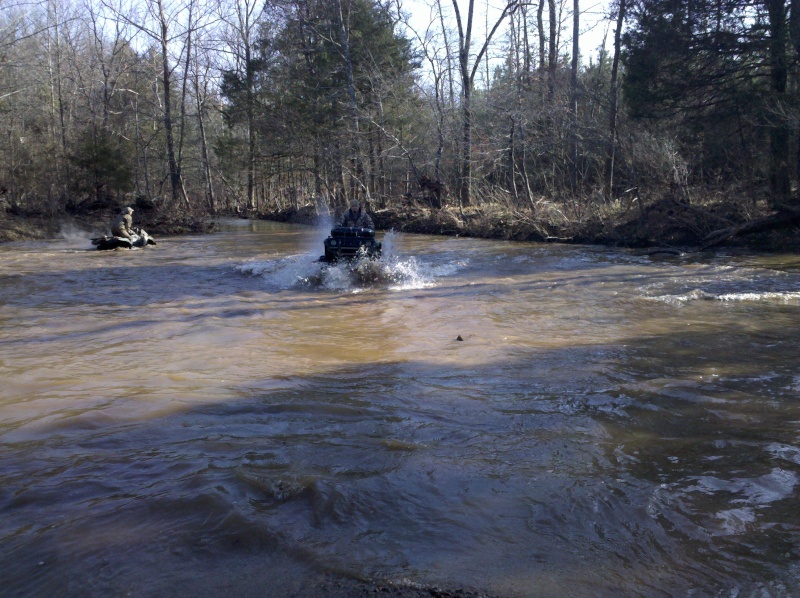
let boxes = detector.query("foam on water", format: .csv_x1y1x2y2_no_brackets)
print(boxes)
649,289,800,305
642,262,800,305
716,291,800,303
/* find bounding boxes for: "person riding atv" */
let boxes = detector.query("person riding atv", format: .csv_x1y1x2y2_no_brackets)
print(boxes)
321,200,380,263
92,206,156,250
111,206,135,239
340,199,374,229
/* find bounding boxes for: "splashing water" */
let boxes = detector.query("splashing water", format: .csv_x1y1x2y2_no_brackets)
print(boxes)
237,229,465,292
51,222,105,250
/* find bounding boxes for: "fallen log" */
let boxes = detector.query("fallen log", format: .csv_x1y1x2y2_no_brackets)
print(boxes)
646,247,684,256
701,206,800,249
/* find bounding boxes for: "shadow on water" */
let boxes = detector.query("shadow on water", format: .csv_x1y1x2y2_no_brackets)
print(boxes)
0,262,267,307
1,322,798,597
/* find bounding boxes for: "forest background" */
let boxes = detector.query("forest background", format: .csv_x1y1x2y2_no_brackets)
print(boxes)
1,0,800,250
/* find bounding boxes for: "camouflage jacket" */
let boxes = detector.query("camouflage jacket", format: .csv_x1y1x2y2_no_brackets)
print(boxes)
340,208,374,229
111,213,133,237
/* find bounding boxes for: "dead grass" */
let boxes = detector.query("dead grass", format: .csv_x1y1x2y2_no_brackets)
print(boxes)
4,190,799,252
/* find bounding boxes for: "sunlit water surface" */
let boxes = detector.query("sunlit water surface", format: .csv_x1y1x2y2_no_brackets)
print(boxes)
1,219,799,596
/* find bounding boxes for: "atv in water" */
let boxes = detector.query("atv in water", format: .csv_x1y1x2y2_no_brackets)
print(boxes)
91,228,157,250
320,227,381,263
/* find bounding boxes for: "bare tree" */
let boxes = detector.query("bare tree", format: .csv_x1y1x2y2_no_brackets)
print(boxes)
45,0,70,200
190,21,218,212
106,0,198,205
604,0,625,199
537,0,545,73
334,0,368,202
155,0,184,204
569,0,578,190
217,0,267,210
547,0,556,97
792,0,800,196
398,1,453,197
450,0,517,206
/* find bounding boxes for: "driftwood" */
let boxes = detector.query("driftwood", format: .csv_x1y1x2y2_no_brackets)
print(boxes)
701,205,800,249
646,247,684,256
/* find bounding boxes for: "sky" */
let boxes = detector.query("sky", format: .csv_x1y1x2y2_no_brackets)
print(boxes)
399,0,616,82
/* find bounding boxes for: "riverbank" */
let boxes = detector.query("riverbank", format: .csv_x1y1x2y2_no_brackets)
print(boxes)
261,196,800,253
3,195,800,252
0,208,215,244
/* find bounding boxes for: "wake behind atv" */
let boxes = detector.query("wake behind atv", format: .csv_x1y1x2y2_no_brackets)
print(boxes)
321,227,381,263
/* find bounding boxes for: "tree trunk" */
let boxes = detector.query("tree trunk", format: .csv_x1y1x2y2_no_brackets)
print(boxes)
460,77,473,207
790,0,800,204
547,0,556,98
703,205,800,248
569,0,579,192
434,70,446,186
537,0,545,73
336,0,367,201
766,0,790,205
156,0,183,205
508,117,519,202
246,39,257,210
604,0,625,200
368,125,376,197
193,56,216,213
177,0,194,209
451,0,517,207
313,145,323,200
47,0,68,203
438,0,456,108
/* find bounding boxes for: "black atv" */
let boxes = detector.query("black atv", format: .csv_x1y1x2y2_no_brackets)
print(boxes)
91,228,157,250
321,227,381,263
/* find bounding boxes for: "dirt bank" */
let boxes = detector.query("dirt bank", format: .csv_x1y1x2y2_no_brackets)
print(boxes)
0,208,214,244
260,196,800,253
4,195,800,252
0,214,61,243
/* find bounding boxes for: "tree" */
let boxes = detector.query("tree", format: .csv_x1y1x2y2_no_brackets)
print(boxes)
261,0,417,206
450,0,517,206
604,0,626,198
218,0,268,210
569,0,579,191
111,0,201,205
70,128,133,200
623,0,795,205
792,0,800,195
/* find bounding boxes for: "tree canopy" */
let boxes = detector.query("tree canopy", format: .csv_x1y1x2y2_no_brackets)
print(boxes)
1,0,798,230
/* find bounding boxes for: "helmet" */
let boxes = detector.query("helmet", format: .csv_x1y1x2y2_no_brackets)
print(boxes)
349,199,360,209
125,206,134,214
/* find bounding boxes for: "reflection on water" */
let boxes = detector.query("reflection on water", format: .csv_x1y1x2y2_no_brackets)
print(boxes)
0,220,798,597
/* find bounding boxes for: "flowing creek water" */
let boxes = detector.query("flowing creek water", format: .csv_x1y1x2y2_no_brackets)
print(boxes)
1,219,799,596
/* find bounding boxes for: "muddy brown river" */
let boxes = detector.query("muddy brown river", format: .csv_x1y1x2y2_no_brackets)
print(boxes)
1,219,799,596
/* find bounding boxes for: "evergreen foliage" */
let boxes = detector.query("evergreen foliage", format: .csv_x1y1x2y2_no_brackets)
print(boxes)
622,0,796,204
70,129,134,199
